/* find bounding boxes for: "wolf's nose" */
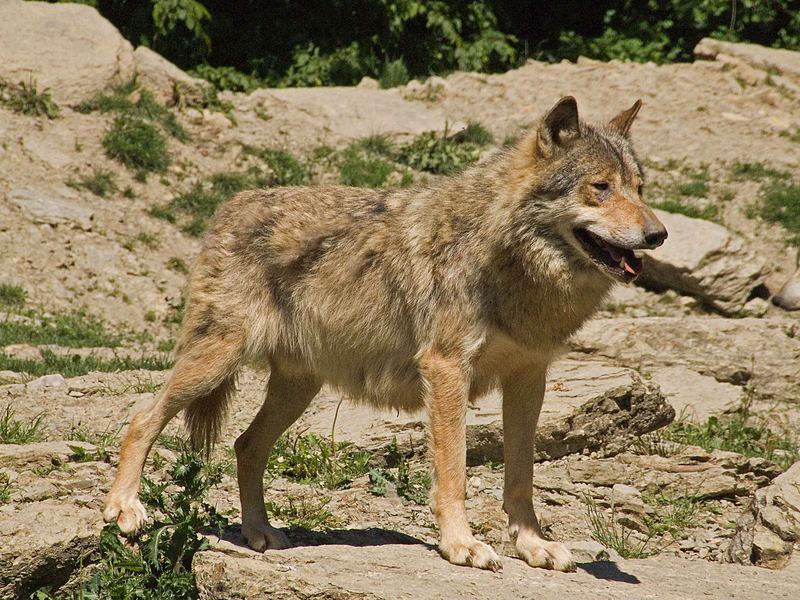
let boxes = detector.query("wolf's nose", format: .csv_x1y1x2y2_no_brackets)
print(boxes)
644,227,668,248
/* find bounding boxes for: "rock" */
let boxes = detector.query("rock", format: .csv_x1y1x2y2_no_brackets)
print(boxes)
727,462,800,569
695,38,800,84
648,366,741,424
133,46,207,106
193,542,800,600
773,269,800,311
572,317,800,403
2,344,42,361
565,540,616,562
298,360,673,465
0,0,134,105
742,297,769,317
0,441,96,470
249,86,461,141
7,188,94,231
638,210,767,315
0,500,103,599
26,373,67,391
357,76,380,89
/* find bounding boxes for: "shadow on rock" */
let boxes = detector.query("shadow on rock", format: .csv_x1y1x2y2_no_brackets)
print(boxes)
577,561,641,584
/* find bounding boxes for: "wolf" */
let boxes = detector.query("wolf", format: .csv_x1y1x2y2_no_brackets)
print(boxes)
104,96,666,572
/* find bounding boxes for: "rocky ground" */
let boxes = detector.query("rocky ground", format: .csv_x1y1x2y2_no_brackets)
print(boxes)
2,1,800,599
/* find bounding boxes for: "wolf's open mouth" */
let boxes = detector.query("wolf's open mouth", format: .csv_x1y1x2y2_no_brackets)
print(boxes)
573,228,643,281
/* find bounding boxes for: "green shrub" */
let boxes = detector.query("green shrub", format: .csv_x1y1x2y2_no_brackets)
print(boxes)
103,117,170,174
379,58,410,88
68,168,118,198
453,121,494,146
190,64,266,92
0,283,27,307
0,77,60,118
244,147,310,186
398,130,479,175
265,495,343,530
339,147,395,188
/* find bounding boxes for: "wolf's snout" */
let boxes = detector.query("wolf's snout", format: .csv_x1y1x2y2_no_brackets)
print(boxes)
644,226,668,248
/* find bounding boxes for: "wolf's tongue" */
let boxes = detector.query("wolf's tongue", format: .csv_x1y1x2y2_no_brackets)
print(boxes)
623,255,643,275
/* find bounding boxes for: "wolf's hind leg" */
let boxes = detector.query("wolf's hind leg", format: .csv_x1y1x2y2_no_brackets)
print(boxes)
235,366,321,551
103,332,243,534
502,364,575,572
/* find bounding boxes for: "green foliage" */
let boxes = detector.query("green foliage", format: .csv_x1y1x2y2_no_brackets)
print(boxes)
643,493,702,538
189,64,265,92
398,130,479,175
167,257,189,274
379,58,410,88
369,439,430,505
0,77,60,118
663,416,799,470
0,350,173,378
265,495,343,530
152,0,212,48
0,472,11,503
731,161,789,182
243,147,311,186
759,179,800,246
283,42,369,87
0,309,120,347
103,117,170,174
0,405,46,444
652,167,717,221
68,168,118,198
57,450,227,600
453,121,494,146
650,199,718,221
338,145,395,188
0,283,27,307
267,433,372,490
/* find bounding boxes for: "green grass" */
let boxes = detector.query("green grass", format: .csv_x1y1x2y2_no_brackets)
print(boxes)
265,495,344,530
167,257,189,274
0,283,27,307
379,58,410,89
0,77,60,118
643,494,702,539
103,117,170,174
39,450,227,599
0,350,173,378
0,472,11,502
242,146,310,186
759,179,800,246
730,161,789,182
154,170,265,236
266,433,372,490
77,83,189,142
584,494,655,559
68,168,118,198
663,416,798,470
650,198,719,221
368,439,431,505
0,405,46,444
338,146,395,187
453,121,494,146
136,232,161,249
0,309,120,347
397,130,479,175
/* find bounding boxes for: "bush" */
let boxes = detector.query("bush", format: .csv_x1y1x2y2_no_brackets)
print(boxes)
398,130,479,175
0,77,59,118
103,117,171,174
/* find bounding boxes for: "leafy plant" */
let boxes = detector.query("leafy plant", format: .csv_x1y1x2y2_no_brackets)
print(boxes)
266,433,372,490
368,439,430,505
242,146,311,186
0,77,60,118
265,495,343,530
339,146,395,188
190,64,265,92
0,405,45,444
379,58,410,88
398,130,479,175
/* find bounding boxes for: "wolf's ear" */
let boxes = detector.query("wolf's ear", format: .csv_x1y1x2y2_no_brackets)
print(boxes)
608,99,642,137
537,96,580,156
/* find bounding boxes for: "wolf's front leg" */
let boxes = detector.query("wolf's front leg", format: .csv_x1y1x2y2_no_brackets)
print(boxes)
502,364,576,572
420,350,502,571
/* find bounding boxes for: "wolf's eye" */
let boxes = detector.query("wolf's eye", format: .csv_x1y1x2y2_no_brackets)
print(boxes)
592,182,610,191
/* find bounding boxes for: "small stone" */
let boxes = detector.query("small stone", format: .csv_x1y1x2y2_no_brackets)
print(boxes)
26,374,67,390
565,540,611,562
742,297,769,317
772,269,800,311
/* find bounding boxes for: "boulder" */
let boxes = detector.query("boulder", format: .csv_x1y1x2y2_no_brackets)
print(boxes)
193,542,800,600
695,38,800,85
7,188,94,231
0,0,134,105
0,441,96,470
133,46,207,106
638,210,767,315
0,500,103,599
727,461,800,569
298,360,674,464
648,366,742,423
773,269,800,311
572,317,800,403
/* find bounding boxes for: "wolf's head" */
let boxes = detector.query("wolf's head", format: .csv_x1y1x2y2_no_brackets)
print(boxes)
512,96,667,283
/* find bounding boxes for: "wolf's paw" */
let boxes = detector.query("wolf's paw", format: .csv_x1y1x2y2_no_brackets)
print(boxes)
440,537,502,571
242,521,291,552
103,493,148,535
516,533,575,572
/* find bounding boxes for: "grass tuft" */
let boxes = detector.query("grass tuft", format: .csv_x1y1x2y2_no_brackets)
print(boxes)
0,350,173,378
0,405,46,444
68,168,118,198
759,179,800,246
0,283,27,307
243,146,310,186
379,58,410,89
0,309,120,347
0,77,60,118
103,117,170,174
398,130,479,175
584,494,655,559
266,495,344,530
368,439,431,504
453,121,494,146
